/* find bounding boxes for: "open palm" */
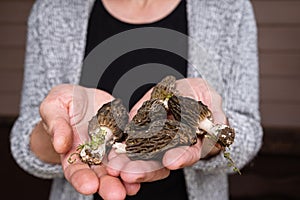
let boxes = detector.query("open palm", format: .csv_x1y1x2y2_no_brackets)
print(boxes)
39,84,139,198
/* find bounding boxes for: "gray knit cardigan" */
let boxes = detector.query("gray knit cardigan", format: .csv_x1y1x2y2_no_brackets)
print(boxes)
10,0,263,199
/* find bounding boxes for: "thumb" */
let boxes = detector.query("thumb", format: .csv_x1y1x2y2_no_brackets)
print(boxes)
40,90,74,154
50,117,73,154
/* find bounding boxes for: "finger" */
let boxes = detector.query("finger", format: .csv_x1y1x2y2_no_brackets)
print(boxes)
201,137,222,159
91,164,108,178
93,162,128,199
41,115,73,154
120,160,170,183
64,162,99,195
175,78,199,99
107,148,119,160
53,118,73,154
176,78,213,109
99,175,127,200
212,109,227,124
123,181,141,196
163,140,202,170
106,153,131,177
40,96,73,154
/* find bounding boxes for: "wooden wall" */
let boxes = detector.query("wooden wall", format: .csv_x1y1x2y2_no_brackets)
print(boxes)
255,0,300,128
0,0,31,115
0,0,299,128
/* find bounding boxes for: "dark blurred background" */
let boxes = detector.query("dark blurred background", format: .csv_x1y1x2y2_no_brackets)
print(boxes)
1,0,299,199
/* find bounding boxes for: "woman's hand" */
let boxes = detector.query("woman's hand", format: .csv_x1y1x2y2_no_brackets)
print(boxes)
106,78,227,183
30,84,140,198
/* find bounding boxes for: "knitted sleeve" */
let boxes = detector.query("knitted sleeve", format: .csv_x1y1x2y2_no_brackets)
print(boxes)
192,0,263,174
10,1,64,179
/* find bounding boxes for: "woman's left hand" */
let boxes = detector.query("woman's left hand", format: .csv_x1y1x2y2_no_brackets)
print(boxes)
106,78,227,183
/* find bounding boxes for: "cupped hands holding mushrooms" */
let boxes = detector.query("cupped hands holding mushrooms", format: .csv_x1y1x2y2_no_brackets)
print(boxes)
31,76,238,199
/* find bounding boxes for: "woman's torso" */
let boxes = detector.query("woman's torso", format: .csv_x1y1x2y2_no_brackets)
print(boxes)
84,0,189,199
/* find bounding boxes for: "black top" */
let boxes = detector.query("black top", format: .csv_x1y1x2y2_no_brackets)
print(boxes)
84,0,188,199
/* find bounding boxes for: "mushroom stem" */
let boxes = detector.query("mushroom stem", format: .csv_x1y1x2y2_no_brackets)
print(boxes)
197,118,232,146
198,118,215,136
68,126,115,165
112,142,127,153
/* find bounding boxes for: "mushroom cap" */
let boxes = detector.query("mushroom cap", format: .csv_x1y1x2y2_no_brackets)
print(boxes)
125,119,197,160
90,98,128,141
168,95,212,130
131,99,168,127
150,75,177,101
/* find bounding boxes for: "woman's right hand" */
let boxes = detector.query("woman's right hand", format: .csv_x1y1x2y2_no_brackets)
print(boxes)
30,84,140,199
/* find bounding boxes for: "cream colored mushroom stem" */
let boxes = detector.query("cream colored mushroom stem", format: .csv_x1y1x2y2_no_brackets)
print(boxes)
112,142,127,154
198,118,229,141
198,118,215,135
